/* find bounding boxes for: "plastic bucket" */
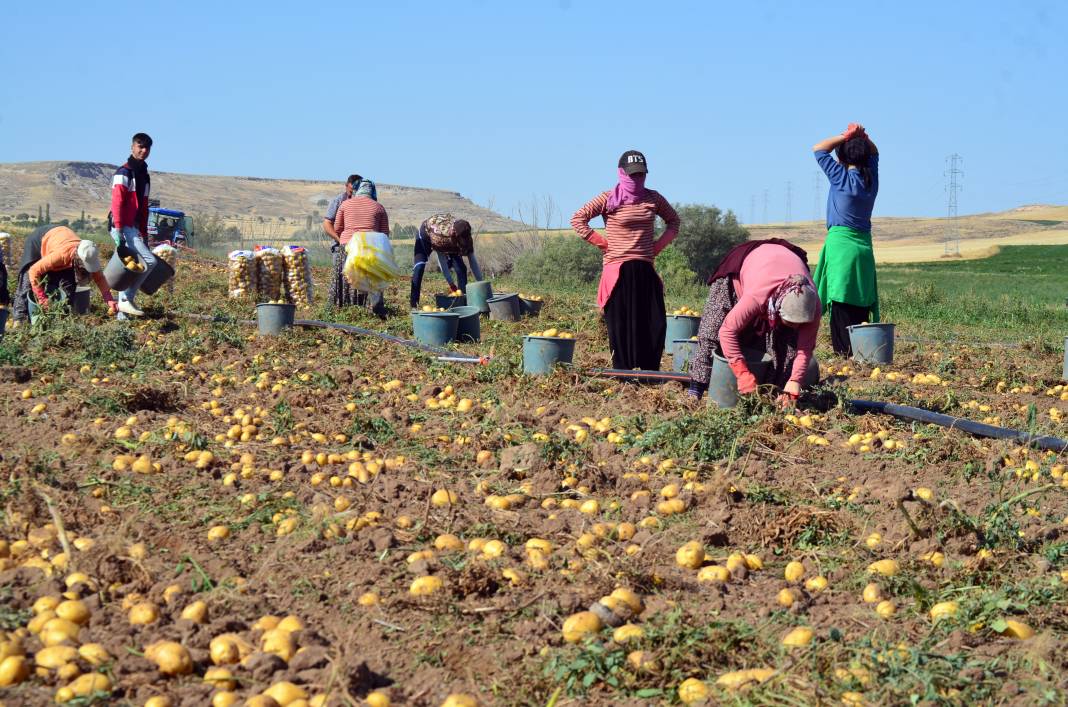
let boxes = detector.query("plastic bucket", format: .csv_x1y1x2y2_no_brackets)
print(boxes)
665,315,701,350
671,339,698,373
27,296,42,325
802,356,820,388
0,307,7,338
450,305,481,343
848,323,895,365
1063,337,1068,381
487,293,521,322
466,281,493,314
519,297,545,317
708,347,773,409
256,302,296,336
435,293,466,309
103,243,145,291
411,311,459,347
139,258,174,295
72,287,91,314
523,336,577,375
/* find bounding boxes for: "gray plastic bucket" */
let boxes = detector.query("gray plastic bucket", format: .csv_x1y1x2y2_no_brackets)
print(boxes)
802,356,820,388
139,258,174,295
519,297,545,317
257,302,296,335
523,336,576,375
1063,337,1067,381
466,281,493,313
487,293,521,322
435,293,466,309
450,305,481,343
72,287,91,314
848,323,895,365
671,339,698,373
411,311,459,346
103,243,145,291
708,347,773,409
665,315,701,349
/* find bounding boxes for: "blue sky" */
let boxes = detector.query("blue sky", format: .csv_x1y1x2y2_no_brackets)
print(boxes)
1,1,1065,226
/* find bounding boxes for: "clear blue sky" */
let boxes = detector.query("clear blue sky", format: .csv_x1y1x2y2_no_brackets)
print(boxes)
2,1,1065,227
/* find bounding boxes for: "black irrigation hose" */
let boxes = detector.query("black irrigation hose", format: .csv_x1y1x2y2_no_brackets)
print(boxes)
175,312,486,364
582,367,691,383
849,399,1068,453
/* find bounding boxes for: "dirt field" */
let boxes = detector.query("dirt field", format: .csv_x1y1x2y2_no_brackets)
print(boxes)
0,244,1066,706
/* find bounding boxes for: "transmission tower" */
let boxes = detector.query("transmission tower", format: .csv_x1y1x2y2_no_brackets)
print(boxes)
812,171,821,224
944,154,963,256
749,195,756,225
762,189,769,224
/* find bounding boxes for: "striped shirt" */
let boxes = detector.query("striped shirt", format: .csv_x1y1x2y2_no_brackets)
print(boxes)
570,190,680,264
334,197,390,245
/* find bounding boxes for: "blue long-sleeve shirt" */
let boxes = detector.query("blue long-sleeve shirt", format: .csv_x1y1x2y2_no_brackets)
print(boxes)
816,150,879,232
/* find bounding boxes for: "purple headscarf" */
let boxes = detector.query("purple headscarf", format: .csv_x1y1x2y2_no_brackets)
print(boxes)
605,168,647,214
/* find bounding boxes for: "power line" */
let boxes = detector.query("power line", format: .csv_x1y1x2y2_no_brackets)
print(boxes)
944,154,963,256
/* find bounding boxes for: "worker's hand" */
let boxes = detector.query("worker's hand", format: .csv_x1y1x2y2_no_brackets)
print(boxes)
588,232,609,253
31,286,48,308
107,300,119,315
783,380,801,396
110,227,122,246
728,359,757,395
842,123,866,141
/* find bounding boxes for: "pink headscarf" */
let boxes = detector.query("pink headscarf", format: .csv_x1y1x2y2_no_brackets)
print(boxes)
605,168,647,213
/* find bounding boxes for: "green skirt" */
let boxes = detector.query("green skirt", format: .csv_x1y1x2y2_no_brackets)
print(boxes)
812,226,879,322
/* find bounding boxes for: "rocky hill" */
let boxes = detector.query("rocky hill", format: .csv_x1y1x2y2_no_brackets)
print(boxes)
0,161,524,232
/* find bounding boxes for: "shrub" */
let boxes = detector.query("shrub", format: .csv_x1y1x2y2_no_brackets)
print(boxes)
514,236,602,286
671,204,749,281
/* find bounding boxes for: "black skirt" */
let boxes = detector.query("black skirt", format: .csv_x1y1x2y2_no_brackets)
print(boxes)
603,260,666,370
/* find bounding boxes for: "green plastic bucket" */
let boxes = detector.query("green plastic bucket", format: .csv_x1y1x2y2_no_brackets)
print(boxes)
848,323,895,365
257,302,296,336
708,347,772,409
519,297,545,317
450,305,481,343
435,293,467,309
671,339,698,373
466,281,493,314
412,311,459,346
665,314,701,350
487,293,521,322
523,336,576,375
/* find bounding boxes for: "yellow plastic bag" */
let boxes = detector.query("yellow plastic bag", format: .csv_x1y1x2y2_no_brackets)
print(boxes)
343,232,405,292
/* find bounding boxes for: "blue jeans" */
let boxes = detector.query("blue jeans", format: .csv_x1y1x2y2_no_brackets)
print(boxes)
118,227,158,303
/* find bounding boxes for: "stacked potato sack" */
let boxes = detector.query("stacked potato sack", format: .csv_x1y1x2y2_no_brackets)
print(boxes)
227,250,257,298
254,247,284,303
282,246,313,305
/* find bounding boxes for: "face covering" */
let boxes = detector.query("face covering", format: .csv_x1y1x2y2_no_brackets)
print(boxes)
605,168,647,213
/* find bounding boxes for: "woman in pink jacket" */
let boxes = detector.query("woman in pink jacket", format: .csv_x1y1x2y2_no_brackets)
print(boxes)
688,239,820,405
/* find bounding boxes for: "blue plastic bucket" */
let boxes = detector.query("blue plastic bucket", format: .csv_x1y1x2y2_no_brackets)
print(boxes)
708,347,773,409
450,305,481,343
411,311,459,346
519,297,545,317
671,339,698,373
435,293,467,309
487,293,521,322
523,336,577,375
848,323,895,365
665,315,701,350
466,281,493,314
257,302,296,336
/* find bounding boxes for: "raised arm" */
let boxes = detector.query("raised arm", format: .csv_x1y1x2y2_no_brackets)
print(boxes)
569,192,609,250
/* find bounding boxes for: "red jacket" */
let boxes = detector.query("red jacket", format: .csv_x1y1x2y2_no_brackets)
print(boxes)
111,161,151,235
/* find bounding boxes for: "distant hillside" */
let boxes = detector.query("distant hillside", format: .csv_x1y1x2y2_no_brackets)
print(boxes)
0,161,525,232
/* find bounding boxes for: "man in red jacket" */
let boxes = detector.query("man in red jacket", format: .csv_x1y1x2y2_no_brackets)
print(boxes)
109,132,158,318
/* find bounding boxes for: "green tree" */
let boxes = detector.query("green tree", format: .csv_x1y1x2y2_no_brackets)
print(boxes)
45,203,50,223
670,204,749,281
514,236,602,285
37,206,43,224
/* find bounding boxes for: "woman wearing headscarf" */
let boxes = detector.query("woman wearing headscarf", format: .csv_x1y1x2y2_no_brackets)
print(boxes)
571,150,681,370
332,179,390,317
410,214,483,307
812,123,880,356
687,240,821,405
10,225,118,324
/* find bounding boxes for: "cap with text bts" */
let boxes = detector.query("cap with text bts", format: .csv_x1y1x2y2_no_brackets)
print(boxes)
618,150,648,175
